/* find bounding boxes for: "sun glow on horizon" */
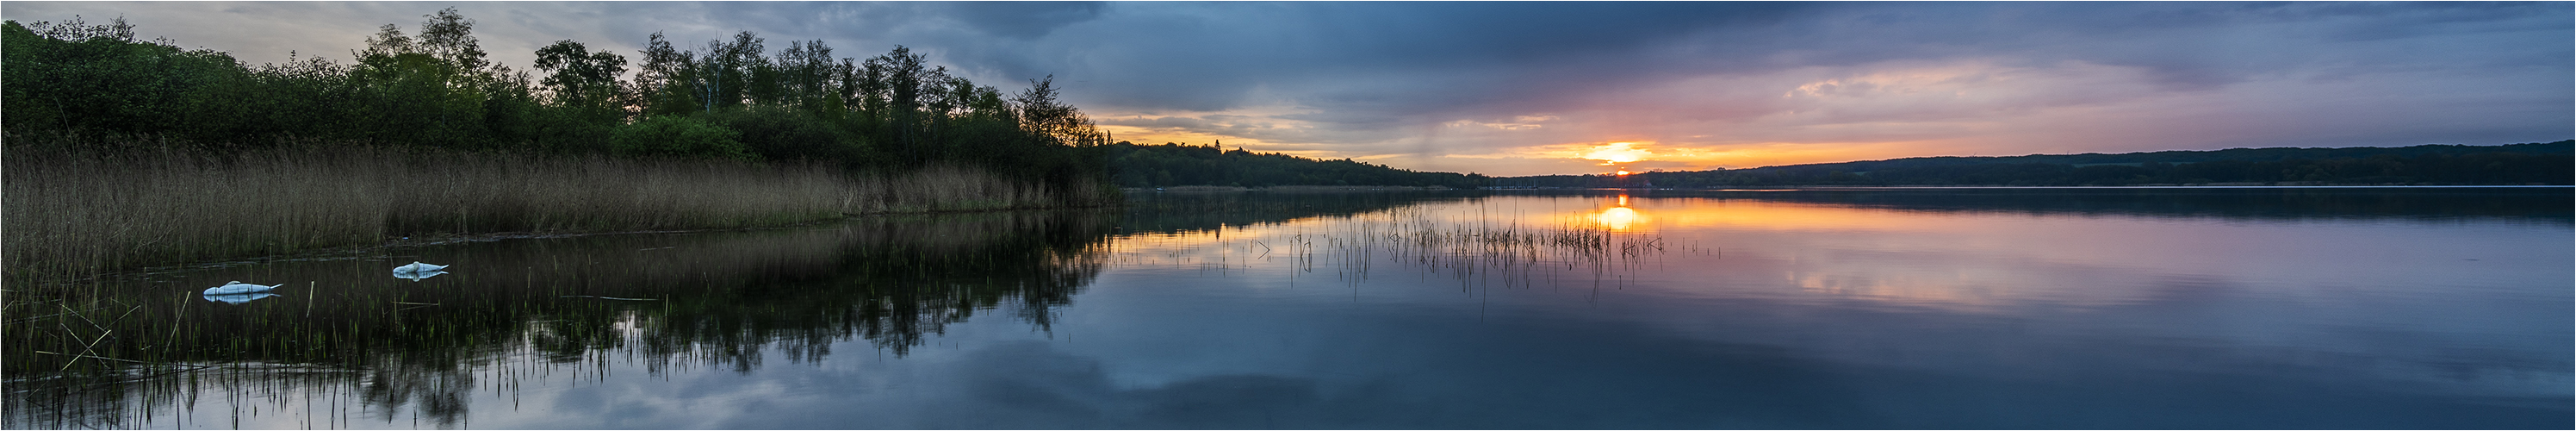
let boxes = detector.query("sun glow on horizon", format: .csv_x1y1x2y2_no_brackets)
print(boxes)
1497,139,1982,175
1099,122,1996,177
1582,141,1653,165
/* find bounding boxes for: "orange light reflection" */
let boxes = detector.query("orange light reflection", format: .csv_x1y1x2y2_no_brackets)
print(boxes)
1609,199,1958,232
1511,195,1977,234
1594,194,1646,231
1597,207,1641,230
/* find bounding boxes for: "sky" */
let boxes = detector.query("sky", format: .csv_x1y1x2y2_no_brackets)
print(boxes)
6,2,2568,176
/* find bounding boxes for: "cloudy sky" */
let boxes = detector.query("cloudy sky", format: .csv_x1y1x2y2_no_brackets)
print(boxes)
9,2,2568,176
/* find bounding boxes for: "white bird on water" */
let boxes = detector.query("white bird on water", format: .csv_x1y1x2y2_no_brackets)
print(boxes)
394,261,449,281
202,281,281,296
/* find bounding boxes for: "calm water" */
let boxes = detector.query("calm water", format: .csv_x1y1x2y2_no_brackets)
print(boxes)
9,188,2570,429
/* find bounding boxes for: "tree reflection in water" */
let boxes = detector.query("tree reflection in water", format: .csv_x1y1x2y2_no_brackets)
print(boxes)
16,188,2556,428
4,209,1115,428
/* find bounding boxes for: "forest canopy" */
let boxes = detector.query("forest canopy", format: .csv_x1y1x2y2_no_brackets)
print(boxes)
2,10,1111,187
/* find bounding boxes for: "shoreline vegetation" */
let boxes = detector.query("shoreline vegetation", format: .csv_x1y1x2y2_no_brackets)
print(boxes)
3,11,1122,288
1104,141,1491,189
1123,185,1462,193
4,132,1107,287
1499,141,2573,188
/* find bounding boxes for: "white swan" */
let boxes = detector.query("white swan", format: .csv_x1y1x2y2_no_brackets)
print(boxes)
202,281,281,296
395,269,447,281
393,261,449,274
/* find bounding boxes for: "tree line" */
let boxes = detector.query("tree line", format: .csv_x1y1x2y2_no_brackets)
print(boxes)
1105,141,1491,189
1503,141,2573,188
3,10,1112,189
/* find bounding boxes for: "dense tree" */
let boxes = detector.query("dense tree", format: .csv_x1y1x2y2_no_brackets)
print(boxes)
340,9,537,149
2,16,245,139
611,116,753,160
3,9,1115,197
531,40,629,152
1015,76,1105,147
858,46,944,166
532,41,626,111
415,8,489,72
633,32,697,118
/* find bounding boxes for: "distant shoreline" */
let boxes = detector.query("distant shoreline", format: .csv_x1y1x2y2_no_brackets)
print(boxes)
1485,184,2573,191
1123,185,1461,193
1127,184,2573,193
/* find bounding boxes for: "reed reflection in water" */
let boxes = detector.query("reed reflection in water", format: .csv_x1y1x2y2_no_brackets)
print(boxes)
1063,188,2567,428
6,188,2567,428
5,210,1115,429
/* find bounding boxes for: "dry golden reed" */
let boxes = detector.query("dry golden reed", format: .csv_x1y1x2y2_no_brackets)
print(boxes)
3,134,1100,282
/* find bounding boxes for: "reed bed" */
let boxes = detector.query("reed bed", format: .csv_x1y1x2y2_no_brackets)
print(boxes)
1325,207,1667,291
1324,207,1663,258
3,133,1097,285
1149,204,1667,298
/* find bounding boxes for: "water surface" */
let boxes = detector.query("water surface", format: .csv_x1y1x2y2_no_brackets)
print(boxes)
9,188,2569,429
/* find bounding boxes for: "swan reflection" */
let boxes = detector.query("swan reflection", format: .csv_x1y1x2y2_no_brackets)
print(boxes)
201,292,278,304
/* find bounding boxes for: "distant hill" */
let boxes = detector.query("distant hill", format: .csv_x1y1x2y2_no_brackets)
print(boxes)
1107,141,1489,189
1500,141,2573,188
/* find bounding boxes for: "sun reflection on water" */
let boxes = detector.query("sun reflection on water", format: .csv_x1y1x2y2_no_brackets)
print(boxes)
1597,207,1641,230
1594,194,1648,231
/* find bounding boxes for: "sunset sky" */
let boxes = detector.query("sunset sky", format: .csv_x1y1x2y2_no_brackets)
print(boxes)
9,2,2567,176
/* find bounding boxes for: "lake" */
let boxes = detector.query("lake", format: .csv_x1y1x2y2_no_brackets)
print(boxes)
8,187,2569,429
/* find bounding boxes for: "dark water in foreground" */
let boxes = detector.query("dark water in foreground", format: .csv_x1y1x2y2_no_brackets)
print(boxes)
8,188,2570,429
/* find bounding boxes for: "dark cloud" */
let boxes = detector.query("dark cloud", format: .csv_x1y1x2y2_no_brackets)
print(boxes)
1096,116,1207,130
938,2,1105,40
3,2,2564,173
917,2,2566,146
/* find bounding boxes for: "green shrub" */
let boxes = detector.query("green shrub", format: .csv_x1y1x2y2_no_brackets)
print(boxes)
697,106,866,162
611,116,755,160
